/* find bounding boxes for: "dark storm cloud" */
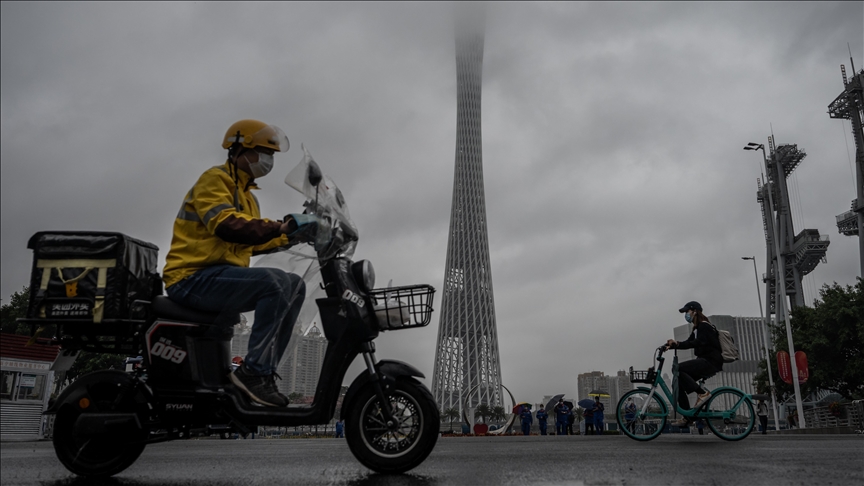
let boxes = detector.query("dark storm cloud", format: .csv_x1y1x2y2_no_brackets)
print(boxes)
2,2,861,403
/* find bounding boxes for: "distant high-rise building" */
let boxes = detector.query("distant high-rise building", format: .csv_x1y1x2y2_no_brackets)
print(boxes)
610,369,634,409
673,315,771,396
279,324,328,397
576,371,613,416
230,314,251,360
232,316,328,398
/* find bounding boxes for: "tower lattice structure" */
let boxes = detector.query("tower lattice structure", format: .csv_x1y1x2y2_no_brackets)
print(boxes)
828,62,864,276
431,8,503,418
756,137,830,315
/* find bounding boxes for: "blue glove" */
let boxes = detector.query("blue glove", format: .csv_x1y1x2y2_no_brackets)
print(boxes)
286,214,321,243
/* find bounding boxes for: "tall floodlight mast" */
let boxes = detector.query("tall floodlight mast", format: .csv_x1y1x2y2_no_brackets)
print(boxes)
828,60,864,277
431,5,503,420
748,136,831,429
758,139,830,310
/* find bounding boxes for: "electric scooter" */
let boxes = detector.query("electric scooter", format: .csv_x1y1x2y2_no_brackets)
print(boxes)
33,147,440,477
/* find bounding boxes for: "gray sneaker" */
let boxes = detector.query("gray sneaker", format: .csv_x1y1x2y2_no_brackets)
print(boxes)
670,418,691,427
230,365,288,407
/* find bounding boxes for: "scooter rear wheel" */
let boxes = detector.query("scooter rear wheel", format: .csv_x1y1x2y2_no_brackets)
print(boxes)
52,372,148,477
345,377,439,474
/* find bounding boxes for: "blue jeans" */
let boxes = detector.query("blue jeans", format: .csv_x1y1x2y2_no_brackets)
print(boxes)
166,265,305,375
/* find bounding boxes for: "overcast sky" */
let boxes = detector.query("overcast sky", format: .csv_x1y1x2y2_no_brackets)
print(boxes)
2,2,862,405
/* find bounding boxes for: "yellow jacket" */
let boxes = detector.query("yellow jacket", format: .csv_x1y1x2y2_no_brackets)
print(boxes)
163,162,289,289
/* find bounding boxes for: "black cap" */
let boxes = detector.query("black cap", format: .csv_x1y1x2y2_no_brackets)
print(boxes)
678,301,702,313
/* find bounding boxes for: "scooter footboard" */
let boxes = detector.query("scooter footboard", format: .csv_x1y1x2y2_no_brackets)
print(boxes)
340,360,425,419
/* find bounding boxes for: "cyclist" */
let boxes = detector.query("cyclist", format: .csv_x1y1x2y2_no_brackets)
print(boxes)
665,301,723,427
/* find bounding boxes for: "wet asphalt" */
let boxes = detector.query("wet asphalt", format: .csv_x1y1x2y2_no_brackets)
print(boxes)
1,433,862,486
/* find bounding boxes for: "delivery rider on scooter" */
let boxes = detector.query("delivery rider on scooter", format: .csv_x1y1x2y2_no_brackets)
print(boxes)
162,119,322,407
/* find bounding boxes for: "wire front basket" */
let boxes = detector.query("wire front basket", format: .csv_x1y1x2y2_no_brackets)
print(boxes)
368,284,436,331
629,366,657,384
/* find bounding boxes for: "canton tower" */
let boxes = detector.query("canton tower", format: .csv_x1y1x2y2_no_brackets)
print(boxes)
431,6,503,418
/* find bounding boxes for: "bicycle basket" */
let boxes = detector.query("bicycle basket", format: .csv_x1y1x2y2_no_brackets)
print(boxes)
368,284,436,331
629,366,656,384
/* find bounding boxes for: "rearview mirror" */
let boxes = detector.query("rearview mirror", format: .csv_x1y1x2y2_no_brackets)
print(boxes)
308,160,323,187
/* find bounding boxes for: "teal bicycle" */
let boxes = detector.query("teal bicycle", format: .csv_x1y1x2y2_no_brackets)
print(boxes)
616,345,755,441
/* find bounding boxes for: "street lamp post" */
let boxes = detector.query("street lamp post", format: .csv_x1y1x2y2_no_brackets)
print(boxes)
744,142,806,428
742,256,780,432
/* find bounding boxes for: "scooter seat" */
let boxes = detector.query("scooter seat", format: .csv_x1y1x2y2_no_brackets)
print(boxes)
152,296,240,325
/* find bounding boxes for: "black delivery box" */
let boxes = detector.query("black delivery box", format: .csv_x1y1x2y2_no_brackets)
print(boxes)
27,231,161,323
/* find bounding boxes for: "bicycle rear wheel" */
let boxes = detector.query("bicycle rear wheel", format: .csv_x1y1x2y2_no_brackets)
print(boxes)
703,390,754,441
616,389,667,441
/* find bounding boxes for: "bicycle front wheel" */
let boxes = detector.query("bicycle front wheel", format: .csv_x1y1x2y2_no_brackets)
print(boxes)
703,390,754,441
616,389,668,441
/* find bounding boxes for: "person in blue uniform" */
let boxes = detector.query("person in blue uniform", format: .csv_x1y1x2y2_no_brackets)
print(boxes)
592,396,605,435
536,406,549,435
554,399,570,435
335,419,344,438
519,405,533,436
583,406,594,435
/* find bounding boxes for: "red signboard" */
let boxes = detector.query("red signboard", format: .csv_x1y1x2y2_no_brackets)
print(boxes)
795,351,809,384
777,351,792,384
777,351,809,384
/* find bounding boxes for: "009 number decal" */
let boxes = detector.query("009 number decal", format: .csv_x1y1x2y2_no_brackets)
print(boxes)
150,341,187,364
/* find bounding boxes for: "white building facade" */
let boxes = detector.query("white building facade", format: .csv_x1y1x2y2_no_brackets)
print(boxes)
673,315,771,396
231,317,329,398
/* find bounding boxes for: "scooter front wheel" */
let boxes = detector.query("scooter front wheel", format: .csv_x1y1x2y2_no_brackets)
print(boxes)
345,377,439,474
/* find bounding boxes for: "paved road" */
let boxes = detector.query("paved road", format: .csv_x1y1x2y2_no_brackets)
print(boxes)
2,434,862,486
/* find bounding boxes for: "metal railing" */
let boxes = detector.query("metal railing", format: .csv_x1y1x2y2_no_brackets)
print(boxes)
802,401,864,431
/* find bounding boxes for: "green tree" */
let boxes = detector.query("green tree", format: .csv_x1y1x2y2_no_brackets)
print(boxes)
474,403,492,423
442,407,460,432
1,287,35,335
754,279,864,400
491,405,506,423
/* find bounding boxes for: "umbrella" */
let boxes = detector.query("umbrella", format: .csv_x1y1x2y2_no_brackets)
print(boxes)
512,402,531,414
545,394,565,412
564,401,574,410
588,390,610,397
577,399,595,409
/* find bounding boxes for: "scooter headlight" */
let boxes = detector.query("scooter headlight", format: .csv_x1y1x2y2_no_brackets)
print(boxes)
351,260,375,292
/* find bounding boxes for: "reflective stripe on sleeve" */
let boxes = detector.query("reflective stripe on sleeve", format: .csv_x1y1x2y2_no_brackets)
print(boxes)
202,204,234,226
177,207,202,223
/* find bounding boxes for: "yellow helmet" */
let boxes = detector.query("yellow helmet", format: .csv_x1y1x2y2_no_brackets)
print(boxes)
222,119,290,152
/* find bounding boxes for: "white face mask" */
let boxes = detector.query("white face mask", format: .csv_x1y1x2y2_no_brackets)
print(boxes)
248,152,274,178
